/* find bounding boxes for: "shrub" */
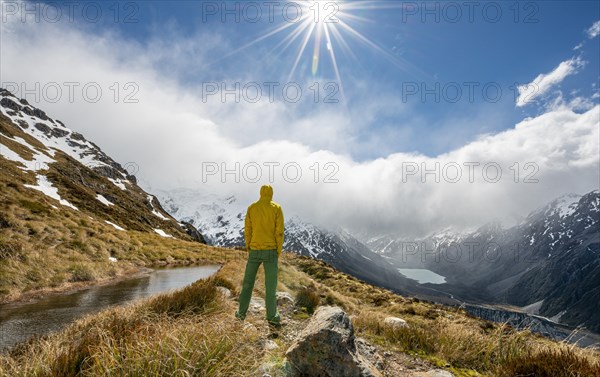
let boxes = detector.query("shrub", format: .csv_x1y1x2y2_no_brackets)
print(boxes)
295,286,321,314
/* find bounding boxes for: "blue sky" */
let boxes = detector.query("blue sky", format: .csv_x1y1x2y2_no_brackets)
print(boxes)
3,0,599,235
54,0,600,158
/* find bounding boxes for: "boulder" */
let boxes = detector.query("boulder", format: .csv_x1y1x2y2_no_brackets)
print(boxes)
383,316,408,330
286,306,381,377
276,291,295,307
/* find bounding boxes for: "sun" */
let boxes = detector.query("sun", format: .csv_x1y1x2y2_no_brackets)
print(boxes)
215,1,411,103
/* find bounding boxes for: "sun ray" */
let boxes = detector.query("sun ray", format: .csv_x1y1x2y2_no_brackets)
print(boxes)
323,23,346,104
209,0,423,102
328,21,357,62
270,18,313,58
311,24,324,76
288,21,317,82
207,20,299,66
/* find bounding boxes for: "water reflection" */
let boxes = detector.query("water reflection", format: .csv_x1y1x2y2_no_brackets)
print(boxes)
0,265,220,351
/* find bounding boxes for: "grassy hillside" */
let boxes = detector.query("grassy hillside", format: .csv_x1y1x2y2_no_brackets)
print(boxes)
0,104,209,303
1,245,598,377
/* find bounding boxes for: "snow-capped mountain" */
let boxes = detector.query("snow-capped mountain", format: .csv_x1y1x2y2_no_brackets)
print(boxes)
368,190,600,332
506,190,599,331
364,227,469,268
0,89,132,190
156,188,418,295
159,189,245,246
0,88,204,241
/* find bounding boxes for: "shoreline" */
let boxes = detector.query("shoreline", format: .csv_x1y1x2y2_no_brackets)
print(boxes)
0,259,222,308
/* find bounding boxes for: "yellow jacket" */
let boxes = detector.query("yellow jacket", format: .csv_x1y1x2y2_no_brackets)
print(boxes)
244,185,284,255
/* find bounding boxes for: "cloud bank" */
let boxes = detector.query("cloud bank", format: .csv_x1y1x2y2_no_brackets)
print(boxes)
1,2,598,238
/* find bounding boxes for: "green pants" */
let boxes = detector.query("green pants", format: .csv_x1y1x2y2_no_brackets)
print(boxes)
235,249,280,324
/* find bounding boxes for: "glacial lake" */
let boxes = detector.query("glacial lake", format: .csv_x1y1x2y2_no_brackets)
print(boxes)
0,265,220,351
397,268,447,284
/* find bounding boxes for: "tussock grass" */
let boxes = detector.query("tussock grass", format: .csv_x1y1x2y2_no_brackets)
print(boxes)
212,275,239,296
1,253,599,376
0,277,260,377
147,278,219,317
497,347,600,377
288,255,600,376
294,285,321,314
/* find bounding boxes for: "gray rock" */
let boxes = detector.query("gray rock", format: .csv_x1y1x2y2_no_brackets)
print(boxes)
264,339,279,350
34,122,51,135
0,97,21,112
286,306,381,377
383,316,408,329
180,221,207,244
216,286,232,298
250,297,266,313
355,337,384,371
276,291,295,307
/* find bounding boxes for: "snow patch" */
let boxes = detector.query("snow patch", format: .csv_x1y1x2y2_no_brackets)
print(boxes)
105,221,125,231
152,209,169,221
96,194,114,206
25,174,78,210
108,178,127,191
0,135,55,171
154,229,174,238
549,310,566,323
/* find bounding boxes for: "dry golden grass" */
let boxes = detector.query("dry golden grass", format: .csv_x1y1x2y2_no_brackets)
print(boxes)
1,252,599,377
0,276,261,377
288,255,600,377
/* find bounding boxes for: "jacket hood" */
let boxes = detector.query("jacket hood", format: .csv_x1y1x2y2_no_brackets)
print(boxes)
259,185,273,200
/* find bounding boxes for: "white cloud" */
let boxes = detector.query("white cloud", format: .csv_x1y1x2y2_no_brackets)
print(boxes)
587,20,600,38
2,2,599,238
516,57,585,107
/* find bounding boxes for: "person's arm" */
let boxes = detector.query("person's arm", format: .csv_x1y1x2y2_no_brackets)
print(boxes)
275,206,284,255
244,208,252,252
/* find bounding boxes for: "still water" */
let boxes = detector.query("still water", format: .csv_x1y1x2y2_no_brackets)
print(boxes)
397,268,447,284
0,265,220,351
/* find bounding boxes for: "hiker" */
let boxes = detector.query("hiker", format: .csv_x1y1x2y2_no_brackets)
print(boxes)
235,185,284,325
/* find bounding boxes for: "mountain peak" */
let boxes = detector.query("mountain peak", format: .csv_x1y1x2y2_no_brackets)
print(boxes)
528,192,582,221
